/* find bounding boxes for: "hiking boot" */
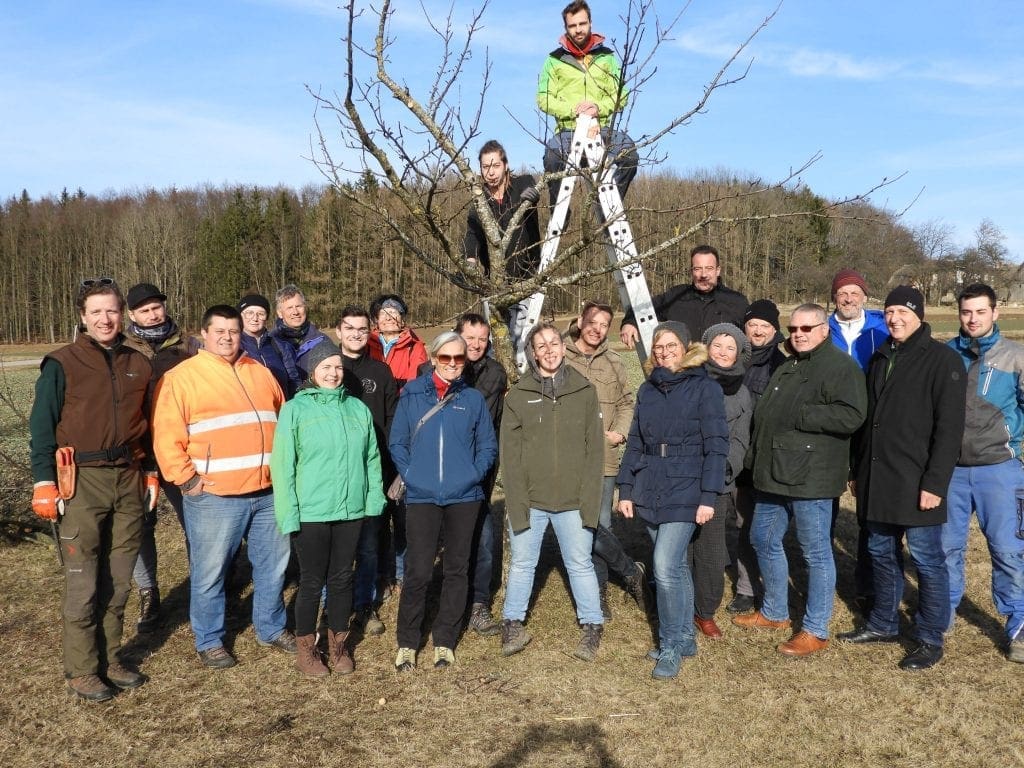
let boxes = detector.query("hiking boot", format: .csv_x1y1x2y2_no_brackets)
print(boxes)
198,646,237,670
623,561,651,614
725,593,755,614
328,630,354,675
105,662,145,689
433,646,455,669
67,674,115,702
137,587,160,633
296,634,329,678
599,586,612,622
500,620,532,657
395,647,417,671
354,606,385,636
652,647,681,680
1008,637,1024,664
259,630,298,654
469,603,501,636
573,623,603,662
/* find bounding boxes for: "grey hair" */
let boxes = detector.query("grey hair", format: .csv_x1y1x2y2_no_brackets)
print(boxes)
429,330,467,357
275,283,305,304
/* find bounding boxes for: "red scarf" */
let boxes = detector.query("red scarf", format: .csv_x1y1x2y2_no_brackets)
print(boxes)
432,371,451,401
559,32,605,59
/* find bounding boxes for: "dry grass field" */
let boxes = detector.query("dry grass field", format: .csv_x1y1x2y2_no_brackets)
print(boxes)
2,306,1024,768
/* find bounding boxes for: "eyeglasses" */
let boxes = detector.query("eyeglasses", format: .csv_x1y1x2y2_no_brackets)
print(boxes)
340,324,370,336
787,323,824,334
652,342,682,354
80,277,115,288
436,353,466,366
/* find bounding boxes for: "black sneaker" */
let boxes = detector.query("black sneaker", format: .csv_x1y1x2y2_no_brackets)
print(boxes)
725,594,756,614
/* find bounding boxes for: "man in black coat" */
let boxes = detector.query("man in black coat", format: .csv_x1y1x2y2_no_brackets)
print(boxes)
619,245,748,348
840,286,966,670
335,305,399,636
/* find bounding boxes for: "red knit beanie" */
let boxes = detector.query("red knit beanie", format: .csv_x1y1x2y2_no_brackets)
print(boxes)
831,269,868,298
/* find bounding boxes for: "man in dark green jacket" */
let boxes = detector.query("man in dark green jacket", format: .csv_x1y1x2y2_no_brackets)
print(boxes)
736,303,866,657
500,321,605,662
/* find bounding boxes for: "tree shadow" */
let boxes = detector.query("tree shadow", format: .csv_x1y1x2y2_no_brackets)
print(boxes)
488,721,623,768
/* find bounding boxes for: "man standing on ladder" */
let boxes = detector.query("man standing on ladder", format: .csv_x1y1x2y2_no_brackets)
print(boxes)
538,0,638,215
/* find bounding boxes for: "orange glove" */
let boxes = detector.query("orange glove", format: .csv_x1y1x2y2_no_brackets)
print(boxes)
32,482,63,521
141,473,160,512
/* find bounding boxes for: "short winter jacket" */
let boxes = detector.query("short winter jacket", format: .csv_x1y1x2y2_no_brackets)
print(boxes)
622,283,749,343
537,39,628,132
949,326,1024,465
389,373,497,507
501,364,604,532
748,340,867,500
368,328,428,390
240,331,293,398
564,321,635,476
271,385,386,535
269,320,327,396
854,323,966,527
829,309,888,371
616,346,729,525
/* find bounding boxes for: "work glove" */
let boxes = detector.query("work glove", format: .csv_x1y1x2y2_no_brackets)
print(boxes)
141,473,160,512
32,482,63,521
520,186,540,205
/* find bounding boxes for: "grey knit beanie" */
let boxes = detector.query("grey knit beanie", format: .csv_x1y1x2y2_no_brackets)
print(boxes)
300,338,342,378
651,321,691,348
702,322,751,368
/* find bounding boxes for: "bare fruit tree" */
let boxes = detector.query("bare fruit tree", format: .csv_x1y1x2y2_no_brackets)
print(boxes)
309,0,888,373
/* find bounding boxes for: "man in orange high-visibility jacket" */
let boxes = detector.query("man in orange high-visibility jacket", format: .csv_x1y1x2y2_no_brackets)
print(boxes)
153,304,294,670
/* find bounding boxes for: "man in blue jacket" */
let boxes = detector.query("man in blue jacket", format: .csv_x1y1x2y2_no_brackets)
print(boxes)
942,283,1024,662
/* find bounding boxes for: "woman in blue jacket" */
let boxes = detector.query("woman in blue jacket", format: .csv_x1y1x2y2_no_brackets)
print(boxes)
616,321,729,680
389,331,497,671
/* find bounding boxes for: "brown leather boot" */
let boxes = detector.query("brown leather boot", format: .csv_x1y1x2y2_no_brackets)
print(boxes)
328,630,354,675
295,634,328,678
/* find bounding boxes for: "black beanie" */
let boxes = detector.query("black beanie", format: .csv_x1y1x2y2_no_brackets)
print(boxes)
238,294,271,314
883,285,925,320
743,299,781,331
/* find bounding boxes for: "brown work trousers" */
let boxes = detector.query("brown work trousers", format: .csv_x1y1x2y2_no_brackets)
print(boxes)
59,466,144,678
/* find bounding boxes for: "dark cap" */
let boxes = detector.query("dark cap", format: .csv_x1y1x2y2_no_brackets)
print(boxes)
884,285,925,320
652,320,691,348
743,299,780,331
126,283,167,310
238,294,271,314
298,338,342,379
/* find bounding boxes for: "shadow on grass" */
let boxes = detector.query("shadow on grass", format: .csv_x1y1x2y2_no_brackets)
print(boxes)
488,721,623,768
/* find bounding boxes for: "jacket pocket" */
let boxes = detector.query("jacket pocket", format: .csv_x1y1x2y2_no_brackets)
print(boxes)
770,432,813,486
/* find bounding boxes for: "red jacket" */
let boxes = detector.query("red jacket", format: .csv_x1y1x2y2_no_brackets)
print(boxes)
367,328,428,390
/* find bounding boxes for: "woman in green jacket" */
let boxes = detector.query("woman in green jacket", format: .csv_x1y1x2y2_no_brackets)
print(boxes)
271,338,386,677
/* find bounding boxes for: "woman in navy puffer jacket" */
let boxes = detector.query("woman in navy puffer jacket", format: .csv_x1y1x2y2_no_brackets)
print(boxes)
616,321,728,680
389,331,497,671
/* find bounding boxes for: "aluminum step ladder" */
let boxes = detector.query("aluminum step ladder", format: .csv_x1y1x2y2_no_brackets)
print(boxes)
514,115,657,370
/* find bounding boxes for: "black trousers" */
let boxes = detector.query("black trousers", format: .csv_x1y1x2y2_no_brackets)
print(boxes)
397,501,480,649
690,493,731,618
293,518,364,635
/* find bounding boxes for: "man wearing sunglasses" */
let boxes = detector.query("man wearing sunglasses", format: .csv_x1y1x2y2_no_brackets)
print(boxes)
738,304,866,657
29,278,153,701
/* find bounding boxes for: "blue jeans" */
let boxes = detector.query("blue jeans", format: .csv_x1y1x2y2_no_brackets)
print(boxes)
471,501,496,605
647,520,698,653
867,521,949,647
543,127,638,205
751,494,835,640
353,515,380,609
502,508,603,625
943,460,1024,639
182,489,290,652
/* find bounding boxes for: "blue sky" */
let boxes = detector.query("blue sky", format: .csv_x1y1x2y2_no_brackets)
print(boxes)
2,1,1021,258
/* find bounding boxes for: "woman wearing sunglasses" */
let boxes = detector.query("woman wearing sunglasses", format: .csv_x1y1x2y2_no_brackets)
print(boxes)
388,331,497,671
